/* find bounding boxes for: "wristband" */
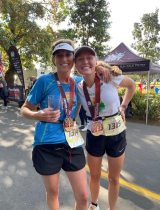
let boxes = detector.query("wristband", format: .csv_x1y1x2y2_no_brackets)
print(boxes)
120,105,127,110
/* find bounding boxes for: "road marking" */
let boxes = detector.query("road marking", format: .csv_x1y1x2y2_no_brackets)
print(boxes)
85,166,160,202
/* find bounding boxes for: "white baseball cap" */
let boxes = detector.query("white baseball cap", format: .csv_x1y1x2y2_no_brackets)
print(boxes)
52,43,74,55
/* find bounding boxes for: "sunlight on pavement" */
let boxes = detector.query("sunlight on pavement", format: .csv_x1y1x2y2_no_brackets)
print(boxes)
2,176,13,188
0,140,18,147
86,165,160,202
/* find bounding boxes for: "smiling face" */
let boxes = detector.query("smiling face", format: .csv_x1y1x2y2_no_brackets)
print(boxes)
53,50,74,73
75,50,97,76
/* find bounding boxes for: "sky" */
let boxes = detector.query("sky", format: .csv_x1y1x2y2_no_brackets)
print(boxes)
108,0,160,50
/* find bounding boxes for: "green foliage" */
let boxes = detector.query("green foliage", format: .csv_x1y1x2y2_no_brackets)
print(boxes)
0,0,56,79
148,94,160,120
132,9,160,62
56,28,77,41
131,91,146,120
118,88,125,97
68,0,111,58
42,0,69,24
131,91,160,121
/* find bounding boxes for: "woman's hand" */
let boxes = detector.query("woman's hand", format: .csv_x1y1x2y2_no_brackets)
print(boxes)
119,106,126,124
96,66,111,83
36,108,60,122
21,101,61,123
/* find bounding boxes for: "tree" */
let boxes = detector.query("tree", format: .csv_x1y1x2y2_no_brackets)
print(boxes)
34,0,111,57
67,0,111,58
35,0,69,23
0,0,55,84
131,9,160,63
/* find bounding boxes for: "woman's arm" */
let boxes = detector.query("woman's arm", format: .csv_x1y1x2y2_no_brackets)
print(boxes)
21,101,40,119
119,76,136,108
119,76,136,122
21,100,60,122
118,76,136,121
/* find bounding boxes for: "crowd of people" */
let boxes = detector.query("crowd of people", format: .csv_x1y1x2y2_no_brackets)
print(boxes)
21,38,136,210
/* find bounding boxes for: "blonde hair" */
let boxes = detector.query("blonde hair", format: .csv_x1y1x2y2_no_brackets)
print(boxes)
96,61,122,76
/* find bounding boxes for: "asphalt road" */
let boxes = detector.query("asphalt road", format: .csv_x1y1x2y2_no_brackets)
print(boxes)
0,102,160,210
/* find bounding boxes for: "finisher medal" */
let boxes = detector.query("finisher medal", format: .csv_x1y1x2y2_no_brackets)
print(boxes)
91,120,104,136
83,75,103,136
54,73,75,133
63,117,75,132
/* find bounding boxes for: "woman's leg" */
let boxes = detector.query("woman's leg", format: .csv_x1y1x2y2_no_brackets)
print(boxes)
42,173,60,210
0,90,7,107
87,153,103,204
107,153,125,210
66,167,88,210
82,108,87,124
3,95,7,106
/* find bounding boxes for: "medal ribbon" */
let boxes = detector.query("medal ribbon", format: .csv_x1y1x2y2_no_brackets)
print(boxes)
54,73,75,117
83,74,101,121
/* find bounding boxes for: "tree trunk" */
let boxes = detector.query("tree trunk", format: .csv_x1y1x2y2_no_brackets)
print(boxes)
5,63,16,86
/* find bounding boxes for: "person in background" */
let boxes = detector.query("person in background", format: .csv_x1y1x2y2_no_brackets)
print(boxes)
0,73,8,110
79,105,88,131
28,76,37,91
21,39,111,210
74,46,136,210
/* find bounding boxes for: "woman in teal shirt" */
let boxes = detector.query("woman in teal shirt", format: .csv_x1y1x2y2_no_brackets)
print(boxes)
21,39,88,210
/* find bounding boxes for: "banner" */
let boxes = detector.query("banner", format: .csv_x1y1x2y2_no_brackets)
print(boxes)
8,46,25,88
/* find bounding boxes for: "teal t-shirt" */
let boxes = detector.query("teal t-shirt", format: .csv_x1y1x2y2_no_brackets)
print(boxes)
27,73,81,146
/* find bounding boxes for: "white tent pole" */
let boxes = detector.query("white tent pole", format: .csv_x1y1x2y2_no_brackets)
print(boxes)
146,71,150,125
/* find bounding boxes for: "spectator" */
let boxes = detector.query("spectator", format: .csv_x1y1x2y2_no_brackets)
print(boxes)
79,105,88,131
0,73,8,110
28,76,37,91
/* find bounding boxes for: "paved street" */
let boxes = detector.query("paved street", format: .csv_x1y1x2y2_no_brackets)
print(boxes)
0,102,160,210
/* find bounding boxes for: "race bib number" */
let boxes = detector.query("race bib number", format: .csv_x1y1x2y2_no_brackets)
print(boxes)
64,124,84,148
103,114,126,136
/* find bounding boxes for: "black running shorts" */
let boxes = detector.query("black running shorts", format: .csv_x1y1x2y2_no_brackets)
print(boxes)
86,130,127,157
32,144,86,175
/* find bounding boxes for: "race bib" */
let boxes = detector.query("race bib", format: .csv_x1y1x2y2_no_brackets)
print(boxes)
64,124,84,148
103,114,126,136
